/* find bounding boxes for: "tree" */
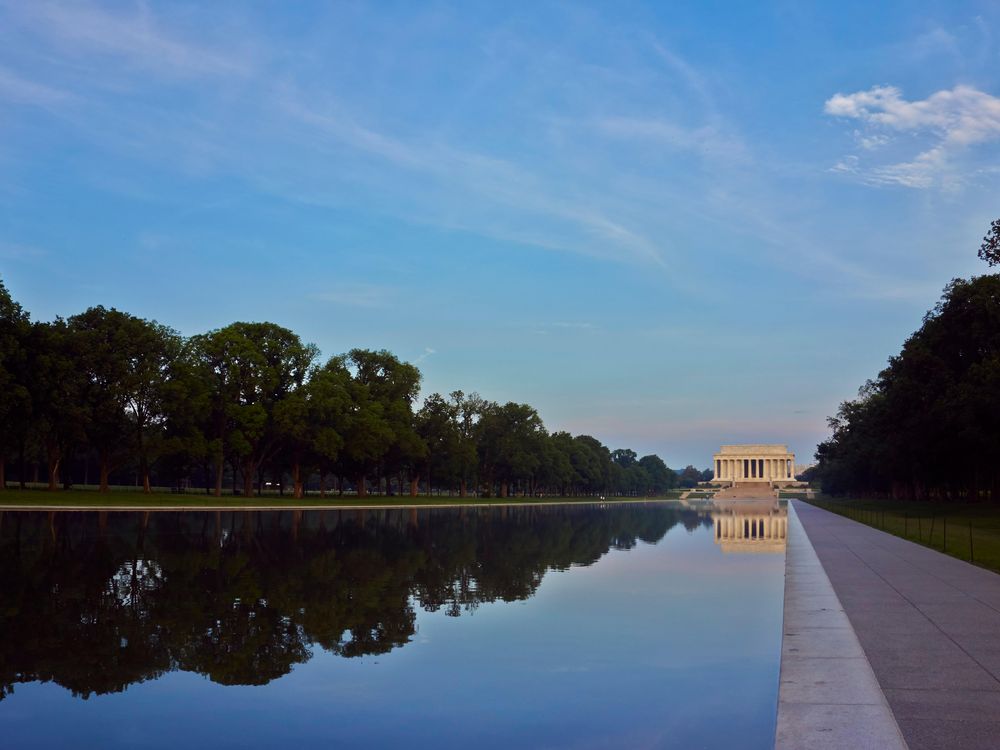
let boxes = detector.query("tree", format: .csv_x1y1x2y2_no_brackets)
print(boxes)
346,349,422,497
0,278,31,490
542,432,575,496
2,287,687,499
68,307,182,492
190,323,317,497
571,435,611,495
27,320,88,490
449,391,483,497
678,465,703,488
276,356,352,498
476,402,546,497
611,448,637,469
638,454,677,493
815,274,1000,500
979,218,1000,267
415,393,461,496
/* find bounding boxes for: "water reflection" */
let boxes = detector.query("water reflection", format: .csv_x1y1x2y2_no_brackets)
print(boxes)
709,499,788,555
0,503,710,700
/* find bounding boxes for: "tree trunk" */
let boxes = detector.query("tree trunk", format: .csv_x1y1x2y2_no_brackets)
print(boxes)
460,479,467,498
137,423,151,494
139,450,151,494
410,474,419,497
99,452,110,493
47,446,60,491
357,474,367,498
292,461,304,499
500,481,508,498
319,472,326,498
243,460,256,498
214,458,224,498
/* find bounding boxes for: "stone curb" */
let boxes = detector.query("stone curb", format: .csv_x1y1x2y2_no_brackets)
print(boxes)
775,501,908,749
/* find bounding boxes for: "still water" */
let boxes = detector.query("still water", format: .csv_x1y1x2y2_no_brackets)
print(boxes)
0,501,786,749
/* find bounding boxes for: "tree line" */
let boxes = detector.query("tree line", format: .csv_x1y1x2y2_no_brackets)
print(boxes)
0,503,699,697
814,221,1000,501
0,280,699,497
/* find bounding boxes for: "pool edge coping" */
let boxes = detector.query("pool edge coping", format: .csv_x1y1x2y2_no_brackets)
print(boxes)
0,498,672,512
774,500,908,749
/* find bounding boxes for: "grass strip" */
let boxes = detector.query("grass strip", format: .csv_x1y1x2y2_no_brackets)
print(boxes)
0,488,682,510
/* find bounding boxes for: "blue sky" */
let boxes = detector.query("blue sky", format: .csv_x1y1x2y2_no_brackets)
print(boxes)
1,1,998,468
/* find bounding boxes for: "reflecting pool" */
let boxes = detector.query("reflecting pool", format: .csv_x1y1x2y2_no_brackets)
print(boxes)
0,501,786,749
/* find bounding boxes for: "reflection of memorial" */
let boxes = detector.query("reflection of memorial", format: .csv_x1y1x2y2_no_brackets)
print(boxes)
710,499,787,554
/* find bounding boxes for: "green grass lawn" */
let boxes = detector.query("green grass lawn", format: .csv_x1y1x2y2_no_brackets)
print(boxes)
803,496,1000,574
0,487,682,509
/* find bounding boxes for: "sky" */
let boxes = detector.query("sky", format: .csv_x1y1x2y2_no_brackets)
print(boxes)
1,1,998,469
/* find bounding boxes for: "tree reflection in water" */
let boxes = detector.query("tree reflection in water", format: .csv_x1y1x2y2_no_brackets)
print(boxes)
0,503,706,700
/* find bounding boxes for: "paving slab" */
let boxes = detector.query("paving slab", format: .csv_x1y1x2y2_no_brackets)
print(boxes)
794,500,1000,750
775,703,911,750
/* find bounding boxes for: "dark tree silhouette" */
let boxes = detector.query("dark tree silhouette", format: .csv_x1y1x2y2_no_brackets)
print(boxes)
0,504,686,699
980,218,1000,267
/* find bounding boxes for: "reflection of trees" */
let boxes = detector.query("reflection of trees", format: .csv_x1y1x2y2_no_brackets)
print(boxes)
0,504,690,698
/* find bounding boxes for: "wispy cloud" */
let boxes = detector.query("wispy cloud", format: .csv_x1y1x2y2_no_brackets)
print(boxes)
413,347,436,364
0,66,71,106
6,1,251,78
0,240,46,260
311,283,392,308
1,5,672,272
824,84,1000,189
273,89,670,269
595,117,747,161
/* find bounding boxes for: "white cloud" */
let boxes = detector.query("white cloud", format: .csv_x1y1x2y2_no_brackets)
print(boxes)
824,84,1000,189
825,85,1000,145
853,130,890,150
829,155,859,174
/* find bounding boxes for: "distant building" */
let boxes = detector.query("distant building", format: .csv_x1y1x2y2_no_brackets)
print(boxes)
795,462,816,477
712,444,796,486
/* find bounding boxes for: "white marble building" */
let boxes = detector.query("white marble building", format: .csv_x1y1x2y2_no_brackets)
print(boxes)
713,444,796,485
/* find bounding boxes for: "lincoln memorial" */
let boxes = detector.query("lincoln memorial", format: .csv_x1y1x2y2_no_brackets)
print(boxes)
713,444,796,485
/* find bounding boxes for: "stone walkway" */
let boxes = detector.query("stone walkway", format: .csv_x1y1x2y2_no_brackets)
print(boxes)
794,500,1000,750
775,503,906,749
